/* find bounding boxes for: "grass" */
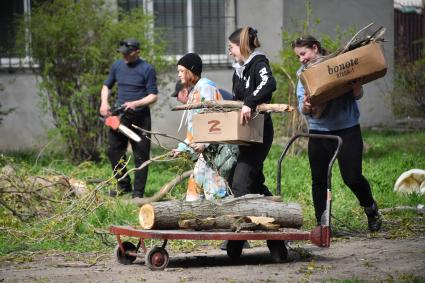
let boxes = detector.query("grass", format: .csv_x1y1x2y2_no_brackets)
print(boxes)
0,129,424,256
265,130,425,230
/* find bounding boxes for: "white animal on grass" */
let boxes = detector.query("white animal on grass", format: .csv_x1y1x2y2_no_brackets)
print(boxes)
394,169,425,195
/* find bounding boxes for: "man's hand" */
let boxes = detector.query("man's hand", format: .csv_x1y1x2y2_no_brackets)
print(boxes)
122,94,158,111
122,101,139,111
99,103,111,117
240,105,252,125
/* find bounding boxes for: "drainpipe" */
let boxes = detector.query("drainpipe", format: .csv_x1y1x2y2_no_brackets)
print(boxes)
187,0,194,53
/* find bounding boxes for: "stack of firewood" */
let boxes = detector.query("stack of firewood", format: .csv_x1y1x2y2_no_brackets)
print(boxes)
138,194,303,231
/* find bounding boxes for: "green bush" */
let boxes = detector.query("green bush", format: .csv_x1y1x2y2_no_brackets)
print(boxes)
392,59,425,118
271,1,355,140
18,0,169,162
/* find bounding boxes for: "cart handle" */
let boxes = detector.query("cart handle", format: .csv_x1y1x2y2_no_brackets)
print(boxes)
276,133,343,197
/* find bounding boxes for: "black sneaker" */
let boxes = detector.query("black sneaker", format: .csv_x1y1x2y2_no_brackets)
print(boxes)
108,190,119,197
364,202,382,232
267,240,288,262
109,188,132,197
220,240,228,251
220,240,250,250
225,240,245,259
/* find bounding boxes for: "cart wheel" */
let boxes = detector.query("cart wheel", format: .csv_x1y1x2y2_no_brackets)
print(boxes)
145,246,169,270
267,240,288,263
114,241,137,265
226,240,244,259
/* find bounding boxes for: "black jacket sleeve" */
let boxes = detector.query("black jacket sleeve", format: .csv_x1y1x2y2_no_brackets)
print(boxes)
244,61,276,109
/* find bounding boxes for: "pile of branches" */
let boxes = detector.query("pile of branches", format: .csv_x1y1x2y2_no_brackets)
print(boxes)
306,23,386,69
0,148,193,244
0,164,108,243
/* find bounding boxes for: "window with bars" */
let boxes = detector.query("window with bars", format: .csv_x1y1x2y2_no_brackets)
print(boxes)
0,1,25,58
0,0,43,69
1,0,236,69
119,0,236,66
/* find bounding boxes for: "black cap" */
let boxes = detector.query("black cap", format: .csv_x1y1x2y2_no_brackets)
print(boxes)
117,38,140,55
171,80,184,97
177,53,202,77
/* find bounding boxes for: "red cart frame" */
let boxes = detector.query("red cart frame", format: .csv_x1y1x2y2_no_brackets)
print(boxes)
109,133,342,270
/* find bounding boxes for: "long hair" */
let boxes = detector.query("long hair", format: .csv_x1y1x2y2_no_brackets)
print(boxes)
228,26,261,59
291,35,328,56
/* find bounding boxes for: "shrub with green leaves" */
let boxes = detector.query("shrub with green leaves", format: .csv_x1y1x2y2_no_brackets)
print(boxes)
18,0,169,162
271,1,355,139
392,59,425,118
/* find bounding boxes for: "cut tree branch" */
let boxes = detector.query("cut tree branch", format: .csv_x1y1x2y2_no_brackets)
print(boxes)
132,170,193,205
172,101,295,113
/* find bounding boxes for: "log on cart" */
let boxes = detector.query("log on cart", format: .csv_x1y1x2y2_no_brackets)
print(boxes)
138,194,303,230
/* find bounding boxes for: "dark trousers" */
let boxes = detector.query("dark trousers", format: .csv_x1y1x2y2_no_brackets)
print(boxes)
107,109,151,197
230,116,274,197
309,125,375,224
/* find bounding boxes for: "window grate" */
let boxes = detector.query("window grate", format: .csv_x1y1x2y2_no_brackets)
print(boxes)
1,0,236,70
395,8,425,64
0,0,39,71
124,0,236,66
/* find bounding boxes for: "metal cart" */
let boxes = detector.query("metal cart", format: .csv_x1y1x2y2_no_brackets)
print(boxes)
109,133,342,270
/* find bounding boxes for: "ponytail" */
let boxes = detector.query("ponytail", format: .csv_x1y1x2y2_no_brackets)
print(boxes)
228,26,261,59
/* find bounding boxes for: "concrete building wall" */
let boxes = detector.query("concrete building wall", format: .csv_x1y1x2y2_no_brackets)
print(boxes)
236,0,284,62
0,73,53,150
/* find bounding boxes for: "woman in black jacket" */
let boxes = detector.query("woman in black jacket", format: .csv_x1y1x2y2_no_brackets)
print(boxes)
226,27,285,260
227,26,276,197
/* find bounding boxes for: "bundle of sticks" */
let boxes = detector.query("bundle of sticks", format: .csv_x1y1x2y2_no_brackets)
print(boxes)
306,22,386,69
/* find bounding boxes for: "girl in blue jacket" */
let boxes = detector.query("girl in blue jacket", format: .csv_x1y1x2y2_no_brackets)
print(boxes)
293,35,382,232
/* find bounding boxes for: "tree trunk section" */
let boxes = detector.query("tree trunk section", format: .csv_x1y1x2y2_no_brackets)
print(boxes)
178,215,281,231
138,194,303,230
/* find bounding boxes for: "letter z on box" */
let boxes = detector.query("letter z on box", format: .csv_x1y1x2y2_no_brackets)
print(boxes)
192,111,264,144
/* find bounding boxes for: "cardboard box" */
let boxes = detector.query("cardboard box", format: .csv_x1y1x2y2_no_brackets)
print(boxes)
192,111,264,144
300,42,387,105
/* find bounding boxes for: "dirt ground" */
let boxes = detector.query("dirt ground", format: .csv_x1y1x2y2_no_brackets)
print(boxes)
1,235,424,283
